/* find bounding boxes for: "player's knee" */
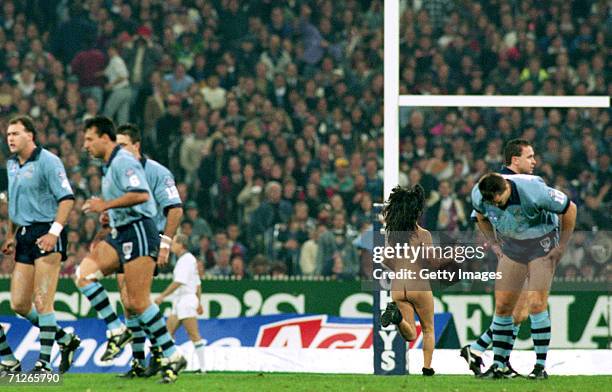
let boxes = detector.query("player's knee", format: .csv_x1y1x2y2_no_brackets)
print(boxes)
129,299,150,315
10,300,30,316
529,301,547,315
512,308,529,324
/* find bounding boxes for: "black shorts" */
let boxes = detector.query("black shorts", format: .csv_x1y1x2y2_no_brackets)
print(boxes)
104,218,159,266
501,229,559,264
15,222,68,264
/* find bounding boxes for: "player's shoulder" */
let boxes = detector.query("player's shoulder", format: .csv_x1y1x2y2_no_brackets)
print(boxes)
502,174,546,188
39,147,62,163
114,148,141,166
178,252,197,264
144,158,172,176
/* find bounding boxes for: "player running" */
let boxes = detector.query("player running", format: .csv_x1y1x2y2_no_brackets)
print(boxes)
76,116,186,383
379,184,437,376
471,173,576,379
155,234,205,373
2,115,81,373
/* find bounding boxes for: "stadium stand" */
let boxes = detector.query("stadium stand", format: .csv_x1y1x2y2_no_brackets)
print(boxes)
0,0,609,285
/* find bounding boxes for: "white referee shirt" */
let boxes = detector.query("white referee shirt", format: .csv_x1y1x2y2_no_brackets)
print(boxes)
173,252,200,297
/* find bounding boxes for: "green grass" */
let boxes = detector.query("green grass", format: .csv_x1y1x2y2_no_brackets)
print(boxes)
9,373,612,392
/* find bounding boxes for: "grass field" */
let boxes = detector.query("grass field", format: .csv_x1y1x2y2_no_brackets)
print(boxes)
9,373,612,392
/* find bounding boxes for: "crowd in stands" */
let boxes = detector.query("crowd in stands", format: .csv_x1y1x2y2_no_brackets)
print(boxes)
0,0,609,283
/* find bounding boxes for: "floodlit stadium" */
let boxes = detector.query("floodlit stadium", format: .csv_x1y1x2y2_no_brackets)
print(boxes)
0,0,610,391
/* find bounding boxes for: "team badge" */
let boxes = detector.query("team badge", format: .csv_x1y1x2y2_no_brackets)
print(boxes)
123,242,133,260
540,237,551,253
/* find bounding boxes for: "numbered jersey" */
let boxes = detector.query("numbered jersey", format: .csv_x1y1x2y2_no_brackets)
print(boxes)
141,157,183,232
102,146,157,227
471,174,570,241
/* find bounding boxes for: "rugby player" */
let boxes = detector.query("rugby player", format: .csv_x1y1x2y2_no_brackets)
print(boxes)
471,172,576,379
76,116,185,383
2,115,80,373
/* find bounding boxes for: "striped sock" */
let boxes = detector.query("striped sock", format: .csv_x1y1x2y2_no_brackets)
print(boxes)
194,340,205,372
126,316,146,364
491,315,514,368
38,312,57,366
79,282,123,331
0,325,17,362
530,311,551,367
470,326,493,353
505,324,521,363
138,304,177,358
26,309,71,345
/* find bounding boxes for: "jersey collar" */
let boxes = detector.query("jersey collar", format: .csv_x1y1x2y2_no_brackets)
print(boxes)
499,166,517,175
10,145,42,167
140,155,148,167
104,145,122,169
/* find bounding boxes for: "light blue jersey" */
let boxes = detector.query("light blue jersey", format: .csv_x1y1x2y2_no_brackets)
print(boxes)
102,146,157,227
141,157,182,232
7,147,74,226
471,174,569,241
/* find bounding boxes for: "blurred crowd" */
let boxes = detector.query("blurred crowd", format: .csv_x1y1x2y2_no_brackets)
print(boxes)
0,0,609,283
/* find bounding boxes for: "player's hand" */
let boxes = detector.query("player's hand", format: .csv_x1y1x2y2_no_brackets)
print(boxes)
83,197,107,214
157,247,170,267
196,304,203,315
546,246,564,267
1,236,15,255
36,233,58,253
99,212,110,226
154,296,163,305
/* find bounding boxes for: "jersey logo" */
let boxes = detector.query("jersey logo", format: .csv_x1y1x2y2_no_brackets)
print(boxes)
123,242,133,260
129,175,141,187
540,237,551,253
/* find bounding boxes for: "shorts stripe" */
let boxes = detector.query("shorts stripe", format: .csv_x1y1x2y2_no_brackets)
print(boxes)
133,223,144,257
138,221,148,255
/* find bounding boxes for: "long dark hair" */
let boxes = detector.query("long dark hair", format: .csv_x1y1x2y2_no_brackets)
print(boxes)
382,184,425,244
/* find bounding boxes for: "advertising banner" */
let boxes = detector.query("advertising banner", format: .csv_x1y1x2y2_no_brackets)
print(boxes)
0,313,453,372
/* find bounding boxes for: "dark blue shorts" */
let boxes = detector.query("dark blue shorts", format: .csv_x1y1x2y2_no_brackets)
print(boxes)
15,222,68,264
104,218,159,265
501,229,559,264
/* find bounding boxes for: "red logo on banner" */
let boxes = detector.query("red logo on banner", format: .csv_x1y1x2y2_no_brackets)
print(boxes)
256,316,378,349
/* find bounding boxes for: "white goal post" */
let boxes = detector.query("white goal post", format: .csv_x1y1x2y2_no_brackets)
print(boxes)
383,0,610,201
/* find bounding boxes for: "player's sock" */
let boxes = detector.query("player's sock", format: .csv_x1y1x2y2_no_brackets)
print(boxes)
470,326,492,354
505,324,520,363
491,315,514,368
126,316,146,365
530,311,551,367
79,282,123,331
26,309,71,345
194,340,205,372
38,312,57,366
138,304,177,358
0,326,17,362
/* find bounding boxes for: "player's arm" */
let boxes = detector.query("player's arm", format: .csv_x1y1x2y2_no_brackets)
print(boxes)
158,205,183,267
154,281,182,304
557,202,577,251
37,157,76,252
155,172,184,265
1,218,16,254
474,212,503,258
196,282,203,314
